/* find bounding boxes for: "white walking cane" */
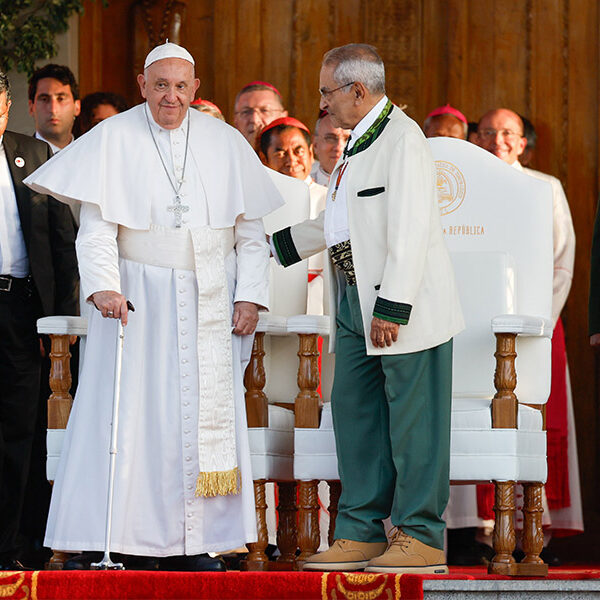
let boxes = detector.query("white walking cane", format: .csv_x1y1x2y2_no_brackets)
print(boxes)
91,301,134,570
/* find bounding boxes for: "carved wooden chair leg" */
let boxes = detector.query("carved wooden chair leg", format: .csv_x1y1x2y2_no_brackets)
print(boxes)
517,482,548,576
48,333,73,431
244,332,268,427
245,479,269,571
327,480,341,547
276,481,298,568
489,480,517,575
47,334,74,570
297,479,320,565
294,334,321,429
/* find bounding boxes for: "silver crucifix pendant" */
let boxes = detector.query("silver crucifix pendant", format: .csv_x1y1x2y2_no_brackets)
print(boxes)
167,195,190,228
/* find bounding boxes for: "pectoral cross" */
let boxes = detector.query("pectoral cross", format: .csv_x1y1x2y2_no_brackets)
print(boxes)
167,196,190,228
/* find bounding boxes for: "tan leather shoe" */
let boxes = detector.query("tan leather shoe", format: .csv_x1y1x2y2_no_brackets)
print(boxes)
365,528,448,574
302,539,388,571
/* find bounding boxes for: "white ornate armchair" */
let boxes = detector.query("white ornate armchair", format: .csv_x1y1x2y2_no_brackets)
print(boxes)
287,138,554,576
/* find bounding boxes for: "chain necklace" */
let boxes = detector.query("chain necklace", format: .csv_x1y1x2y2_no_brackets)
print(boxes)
145,104,191,227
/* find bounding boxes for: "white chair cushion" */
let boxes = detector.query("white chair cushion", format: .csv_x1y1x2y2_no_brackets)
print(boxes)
451,400,543,431
294,403,339,480
450,403,546,483
249,404,294,481
46,429,66,481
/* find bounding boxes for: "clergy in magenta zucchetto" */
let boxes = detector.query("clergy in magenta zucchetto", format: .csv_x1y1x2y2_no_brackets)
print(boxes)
24,41,284,571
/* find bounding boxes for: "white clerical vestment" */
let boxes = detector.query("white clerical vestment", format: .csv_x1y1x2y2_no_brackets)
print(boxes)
25,104,284,556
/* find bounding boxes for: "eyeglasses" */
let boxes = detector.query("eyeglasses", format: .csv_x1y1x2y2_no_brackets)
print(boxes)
479,128,523,139
235,106,283,120
318,82,355,98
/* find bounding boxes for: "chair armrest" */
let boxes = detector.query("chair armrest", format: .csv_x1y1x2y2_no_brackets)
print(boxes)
256,313,288,335
287,314,330,336
491,314,553,338
37,316,88,336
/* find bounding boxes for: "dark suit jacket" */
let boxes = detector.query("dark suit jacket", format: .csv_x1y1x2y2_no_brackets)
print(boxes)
2,130,79,316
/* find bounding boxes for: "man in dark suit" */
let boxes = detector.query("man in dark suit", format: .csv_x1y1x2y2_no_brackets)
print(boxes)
0,71,78,570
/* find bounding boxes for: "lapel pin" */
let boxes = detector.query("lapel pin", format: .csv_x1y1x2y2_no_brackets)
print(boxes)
15,157,25,168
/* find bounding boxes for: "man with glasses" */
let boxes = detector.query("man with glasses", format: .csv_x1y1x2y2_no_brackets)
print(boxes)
476,107,581,561
233,81,287,151
270,43,464,574
311,110,350,186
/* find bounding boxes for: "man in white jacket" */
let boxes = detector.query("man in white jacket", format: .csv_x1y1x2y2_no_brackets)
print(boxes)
271,43,464,574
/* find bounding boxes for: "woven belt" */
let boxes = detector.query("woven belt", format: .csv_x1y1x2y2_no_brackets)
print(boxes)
329,240,356,286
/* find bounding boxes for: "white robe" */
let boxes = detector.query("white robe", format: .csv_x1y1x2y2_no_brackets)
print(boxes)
25,104,284,556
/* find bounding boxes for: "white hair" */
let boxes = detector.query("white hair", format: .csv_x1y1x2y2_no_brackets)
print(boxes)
323,44,385,95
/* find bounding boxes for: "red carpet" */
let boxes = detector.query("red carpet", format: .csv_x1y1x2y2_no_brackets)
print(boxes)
1,566,599,600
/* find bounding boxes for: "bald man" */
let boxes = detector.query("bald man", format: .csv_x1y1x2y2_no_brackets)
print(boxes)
475,107,581,559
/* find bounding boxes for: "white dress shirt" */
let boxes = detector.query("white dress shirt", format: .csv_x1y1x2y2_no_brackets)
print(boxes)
0,137,29,276
324,95,389,248
35,131,73,155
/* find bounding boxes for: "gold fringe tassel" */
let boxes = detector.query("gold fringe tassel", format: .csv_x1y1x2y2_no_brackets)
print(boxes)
195,467,240,497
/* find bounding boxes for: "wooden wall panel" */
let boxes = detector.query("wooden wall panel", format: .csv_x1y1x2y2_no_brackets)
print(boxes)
493,0,528,112
290,0,330,128
530,0,566,180
77,0,600,560
261,0,294,116
564,0,599,516
184,0,215,105
364,0,421,114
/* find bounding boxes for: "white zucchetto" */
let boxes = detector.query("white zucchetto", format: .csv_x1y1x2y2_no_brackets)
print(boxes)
144,41,195,69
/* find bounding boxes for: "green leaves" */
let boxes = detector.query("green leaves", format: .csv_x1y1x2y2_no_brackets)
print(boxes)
0,0,107,76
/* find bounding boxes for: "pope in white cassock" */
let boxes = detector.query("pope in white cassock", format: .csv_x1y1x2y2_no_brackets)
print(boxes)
24,42,284,571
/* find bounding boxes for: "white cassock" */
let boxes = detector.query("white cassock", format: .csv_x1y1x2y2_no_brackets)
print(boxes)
25,104,284,556
310,160,331,187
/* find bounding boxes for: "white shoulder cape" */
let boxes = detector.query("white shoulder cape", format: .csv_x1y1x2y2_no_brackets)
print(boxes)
24,103,284,229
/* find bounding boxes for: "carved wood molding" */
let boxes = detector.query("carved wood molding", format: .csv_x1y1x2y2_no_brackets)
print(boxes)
489,480,517,575
48,334,73,430
492,333,518,428
245,479,269,571
244,332,269,428
297,480,320,563
327,480,341,547
276,482,298,566
294,333,322,429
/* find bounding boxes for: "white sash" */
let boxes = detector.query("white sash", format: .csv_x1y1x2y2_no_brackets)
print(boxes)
117,224,240,497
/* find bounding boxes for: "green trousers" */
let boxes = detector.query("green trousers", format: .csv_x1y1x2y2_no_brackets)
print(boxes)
331,285,452,550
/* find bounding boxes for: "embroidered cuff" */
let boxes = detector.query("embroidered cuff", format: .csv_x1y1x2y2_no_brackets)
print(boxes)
373,297,412,325
272,227,302,267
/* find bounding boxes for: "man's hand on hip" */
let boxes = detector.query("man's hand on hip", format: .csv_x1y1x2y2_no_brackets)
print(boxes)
91,290,130,325
591,333,600,347
370,317,399,348
233,301,259,335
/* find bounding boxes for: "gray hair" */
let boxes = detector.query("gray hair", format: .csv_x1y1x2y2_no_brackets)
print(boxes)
322,44,385,95
0,71,10,102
